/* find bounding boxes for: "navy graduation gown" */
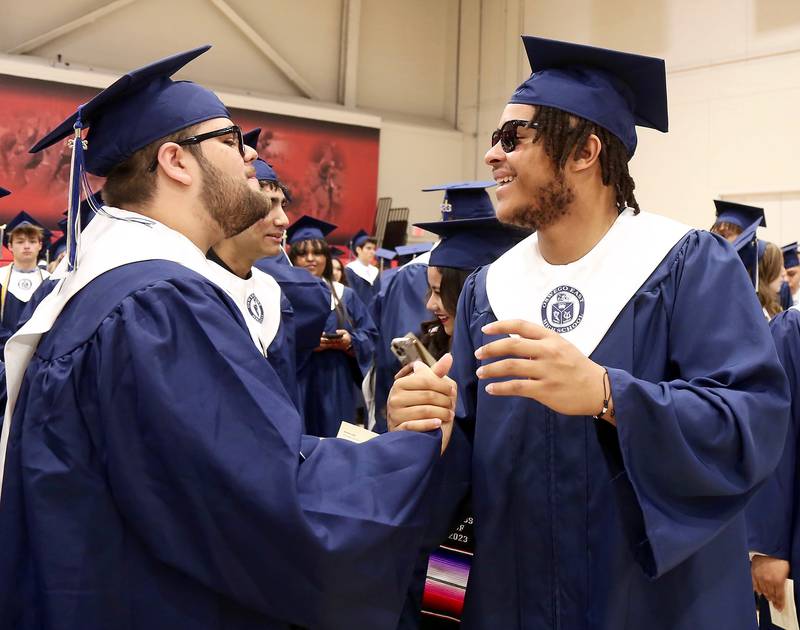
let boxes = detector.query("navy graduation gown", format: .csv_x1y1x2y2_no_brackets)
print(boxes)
780,282,793,311
371,262,432,432
0,267,49,354
746,308,800,628
443,231,789,629
345,265,381,310
300,284,378,437
0,260,442,630
254,257,330,374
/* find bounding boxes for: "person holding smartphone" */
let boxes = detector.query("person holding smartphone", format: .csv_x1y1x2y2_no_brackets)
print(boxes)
288,215,378,437
397,183,529,629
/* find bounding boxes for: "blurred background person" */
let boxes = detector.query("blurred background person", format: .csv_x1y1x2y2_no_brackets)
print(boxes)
289,215,378,436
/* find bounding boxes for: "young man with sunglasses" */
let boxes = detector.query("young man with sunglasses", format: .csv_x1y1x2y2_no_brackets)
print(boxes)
0,47,453,630
388,37,789,629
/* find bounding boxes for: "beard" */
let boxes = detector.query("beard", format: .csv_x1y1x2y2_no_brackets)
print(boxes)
198,155,268,238
504,170,575,232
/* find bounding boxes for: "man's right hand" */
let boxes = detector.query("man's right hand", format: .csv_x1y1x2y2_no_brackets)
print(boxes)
387,353,457,454
752,554,791,611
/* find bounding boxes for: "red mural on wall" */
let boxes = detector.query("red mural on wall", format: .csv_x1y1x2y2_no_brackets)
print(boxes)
0,73,380,247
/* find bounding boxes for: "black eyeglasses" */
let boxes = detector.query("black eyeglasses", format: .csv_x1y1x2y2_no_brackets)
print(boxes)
490,119,540,152
147,125,245,172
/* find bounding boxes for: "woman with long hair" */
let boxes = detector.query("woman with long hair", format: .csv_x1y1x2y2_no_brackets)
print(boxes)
287,216,378,437
399,181,531,629
758,241,785,319
734,225,784,320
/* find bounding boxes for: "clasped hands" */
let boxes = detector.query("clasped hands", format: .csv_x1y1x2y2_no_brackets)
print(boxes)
387,319,615,453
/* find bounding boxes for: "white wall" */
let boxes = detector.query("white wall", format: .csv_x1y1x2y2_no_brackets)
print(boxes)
465,0,800,244
4,0,800,244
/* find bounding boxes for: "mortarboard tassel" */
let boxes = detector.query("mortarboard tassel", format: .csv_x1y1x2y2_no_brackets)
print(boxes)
65,111,86,272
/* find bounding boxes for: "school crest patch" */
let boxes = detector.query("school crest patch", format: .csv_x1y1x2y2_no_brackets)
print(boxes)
247,293,264,324
541,285,584,333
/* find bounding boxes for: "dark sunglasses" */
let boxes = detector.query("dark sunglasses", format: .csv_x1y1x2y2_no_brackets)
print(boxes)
147,125,245,172
490,119,540,152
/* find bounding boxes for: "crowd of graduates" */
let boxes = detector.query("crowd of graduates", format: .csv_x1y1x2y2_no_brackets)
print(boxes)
0,34,797,630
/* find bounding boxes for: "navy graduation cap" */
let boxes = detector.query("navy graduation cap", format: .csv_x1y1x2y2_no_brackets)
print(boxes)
375,248,396,261
509,36,668,157
243,128,261,151
714,200,766,230
254,159,279,183
782,242,799,269
286,215,337,245
0,187,9,199
329,245,346,258
733,218,766,289
394,242,434,264
350,229,373,252
415,217,530,271
422,181,496,221
29,45,228,270
50,234,67,261
3,211,47,248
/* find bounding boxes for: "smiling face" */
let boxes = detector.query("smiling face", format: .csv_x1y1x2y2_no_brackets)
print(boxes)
485,104,575,231
426,266,454,336
223,182,289,265
291,239,329,278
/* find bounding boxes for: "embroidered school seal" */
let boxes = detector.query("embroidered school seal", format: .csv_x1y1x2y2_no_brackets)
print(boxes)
17,278,32,291
246,293,264,323
541,285,585,333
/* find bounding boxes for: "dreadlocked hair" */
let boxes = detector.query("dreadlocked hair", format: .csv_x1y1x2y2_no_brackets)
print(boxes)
530,105,639,213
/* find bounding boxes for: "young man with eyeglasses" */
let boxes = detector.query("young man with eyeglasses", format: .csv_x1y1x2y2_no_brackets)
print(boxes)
388,37,789,629
0,47,453,630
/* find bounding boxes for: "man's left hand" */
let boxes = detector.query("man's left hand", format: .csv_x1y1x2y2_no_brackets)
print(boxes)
475,319,613,421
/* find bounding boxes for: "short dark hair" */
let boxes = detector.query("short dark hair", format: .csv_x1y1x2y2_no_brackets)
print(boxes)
356,237,377,252
102,124,202,209
531,105,639,213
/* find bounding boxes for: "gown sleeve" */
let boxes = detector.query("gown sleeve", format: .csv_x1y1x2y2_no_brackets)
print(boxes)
606,231,791,577
92,277,442,629
745,308,800,561
343,287,378,378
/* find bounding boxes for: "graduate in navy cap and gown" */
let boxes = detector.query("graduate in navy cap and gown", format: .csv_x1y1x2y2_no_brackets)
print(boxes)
249,163,331,382
780,242,799,309
0,211,51,351
370,183,495,433
288,215,379,437
737,226,800,628
711,199,767,243
733,224,785,320
206,131,306,411
370,240,435,432
387,36,789,630
399,200,530,629
0,46,455,630
345,228,381,306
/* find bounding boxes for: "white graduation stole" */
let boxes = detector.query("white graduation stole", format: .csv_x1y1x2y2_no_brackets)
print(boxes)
486,209,692,357
206,263,282,356
330,280,345,310
346,259,379,285
0,207,275,501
